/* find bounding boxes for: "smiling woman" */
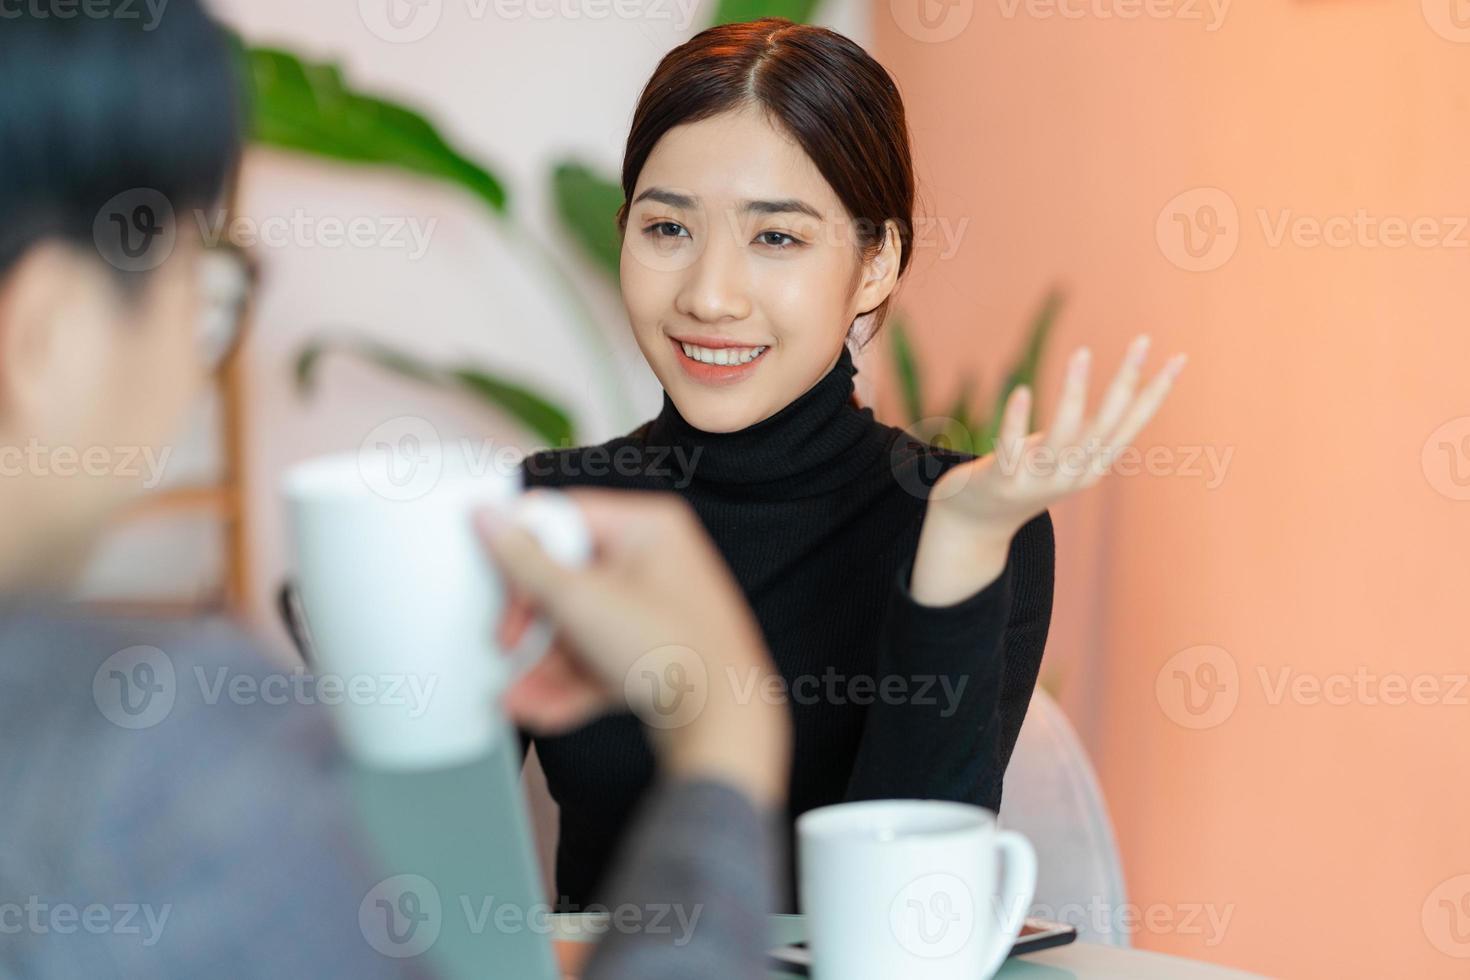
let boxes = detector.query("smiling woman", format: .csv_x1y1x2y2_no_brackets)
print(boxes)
508,16,1181,915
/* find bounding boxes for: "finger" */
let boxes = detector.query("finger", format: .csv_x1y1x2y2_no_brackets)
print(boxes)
496,588,536,649
996,384,1031,473
1098,352,1186,459
505,682,608,734
1043,347,1091,459
475,510,581,612
1081,334,1150,451
501,651,607,732
538,487,697,570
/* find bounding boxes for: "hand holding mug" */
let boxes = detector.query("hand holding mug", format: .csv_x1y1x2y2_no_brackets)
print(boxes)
477,488,792,807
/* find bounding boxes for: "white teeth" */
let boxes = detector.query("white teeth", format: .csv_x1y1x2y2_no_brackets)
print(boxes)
679,342,768,366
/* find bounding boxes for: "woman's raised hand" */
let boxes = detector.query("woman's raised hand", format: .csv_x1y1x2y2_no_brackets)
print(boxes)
909,334,1186,605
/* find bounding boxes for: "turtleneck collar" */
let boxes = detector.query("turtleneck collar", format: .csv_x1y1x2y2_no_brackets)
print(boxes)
641,342,890,499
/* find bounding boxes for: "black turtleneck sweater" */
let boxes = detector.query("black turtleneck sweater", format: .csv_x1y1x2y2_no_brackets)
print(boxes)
517,343,1055,913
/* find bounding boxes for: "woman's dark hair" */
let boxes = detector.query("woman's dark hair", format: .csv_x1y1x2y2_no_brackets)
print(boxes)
0,0,243,281
616,18,917,350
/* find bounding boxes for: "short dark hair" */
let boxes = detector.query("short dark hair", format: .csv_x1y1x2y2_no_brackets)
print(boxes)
0,0,243,279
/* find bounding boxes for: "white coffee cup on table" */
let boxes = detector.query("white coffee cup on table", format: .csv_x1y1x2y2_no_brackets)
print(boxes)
281,445,590,771
798,799,1037,980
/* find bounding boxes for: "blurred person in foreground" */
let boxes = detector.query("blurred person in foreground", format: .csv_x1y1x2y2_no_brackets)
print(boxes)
0,4,789,978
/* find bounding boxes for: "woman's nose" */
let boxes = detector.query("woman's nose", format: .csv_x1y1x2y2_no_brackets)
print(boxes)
674,228,751,323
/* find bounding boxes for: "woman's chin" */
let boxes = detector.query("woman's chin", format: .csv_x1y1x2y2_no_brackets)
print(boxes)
667,387,767,433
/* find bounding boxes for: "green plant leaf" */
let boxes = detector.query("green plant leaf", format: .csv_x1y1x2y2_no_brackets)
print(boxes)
946,376,976,455
889,314,924,427
551,161,624,281
294,336,575,447
447,367,576,450
979,285,1064,455
709,0,822,25
241,44,507,215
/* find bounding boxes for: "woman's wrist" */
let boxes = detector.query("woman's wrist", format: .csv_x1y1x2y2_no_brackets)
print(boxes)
910,506,1015,606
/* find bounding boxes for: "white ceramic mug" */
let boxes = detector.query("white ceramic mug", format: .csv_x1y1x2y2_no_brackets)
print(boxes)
281,448,590,771
798,799,1038,980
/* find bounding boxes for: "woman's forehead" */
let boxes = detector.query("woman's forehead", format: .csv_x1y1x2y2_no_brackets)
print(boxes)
636,110,840,215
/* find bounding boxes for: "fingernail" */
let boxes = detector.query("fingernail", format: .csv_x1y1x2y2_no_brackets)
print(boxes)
1131,335,1151,364
1169,352,1188,375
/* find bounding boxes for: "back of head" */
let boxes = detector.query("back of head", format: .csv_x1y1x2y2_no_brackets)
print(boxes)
0,0,243,279
0,0,244,592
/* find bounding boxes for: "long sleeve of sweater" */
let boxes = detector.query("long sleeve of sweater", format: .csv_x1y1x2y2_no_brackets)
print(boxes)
843,510,1056,812
580,777,782,980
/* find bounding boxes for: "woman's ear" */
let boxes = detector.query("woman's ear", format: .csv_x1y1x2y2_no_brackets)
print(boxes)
852,218,903,318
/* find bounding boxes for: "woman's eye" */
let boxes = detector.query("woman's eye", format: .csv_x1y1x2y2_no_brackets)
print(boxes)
643,221,688,240
757,231,801,249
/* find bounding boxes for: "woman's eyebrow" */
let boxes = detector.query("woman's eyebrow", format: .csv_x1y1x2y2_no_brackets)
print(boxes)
632,186,824,220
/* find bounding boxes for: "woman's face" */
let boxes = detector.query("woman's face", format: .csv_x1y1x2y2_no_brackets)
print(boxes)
619,105,901,433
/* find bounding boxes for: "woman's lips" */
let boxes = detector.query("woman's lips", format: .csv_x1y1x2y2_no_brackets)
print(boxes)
669,336,768,387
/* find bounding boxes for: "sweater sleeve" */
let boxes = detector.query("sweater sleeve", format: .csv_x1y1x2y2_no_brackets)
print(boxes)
843,510,1056,812
579,778,781,980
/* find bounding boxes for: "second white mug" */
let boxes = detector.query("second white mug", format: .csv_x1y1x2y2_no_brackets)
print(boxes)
798,799,1037,980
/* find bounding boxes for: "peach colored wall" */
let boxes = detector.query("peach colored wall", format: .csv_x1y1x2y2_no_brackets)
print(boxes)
873,3,1470,978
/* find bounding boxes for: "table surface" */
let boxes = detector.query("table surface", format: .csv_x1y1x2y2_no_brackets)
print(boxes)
549,913,1270,979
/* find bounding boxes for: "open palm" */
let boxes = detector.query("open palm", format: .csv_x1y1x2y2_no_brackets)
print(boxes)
929,334,1187,534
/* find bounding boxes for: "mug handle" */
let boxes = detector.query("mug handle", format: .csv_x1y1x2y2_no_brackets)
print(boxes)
499,489,594,681
975,828,1038,980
